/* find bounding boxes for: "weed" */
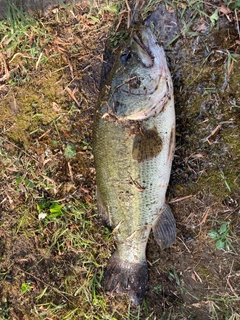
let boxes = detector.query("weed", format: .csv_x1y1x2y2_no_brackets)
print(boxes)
154,285,163,293
220,170,232,193
230,98,240,109
110,30,129,47
208,222,236,252
228,0,240,10
64,144,77,160
21,282,33,294
168,268,181,285
88,1,118,22
0,297,9,320
141,0,163,20
228,313,240,320
209,9,219,27
168,269,199,301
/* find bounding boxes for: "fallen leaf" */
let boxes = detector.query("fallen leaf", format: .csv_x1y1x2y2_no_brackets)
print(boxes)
218,5,232,15
167,5,175,13
191,273,197,282
196,23,207,32
52,102,61,112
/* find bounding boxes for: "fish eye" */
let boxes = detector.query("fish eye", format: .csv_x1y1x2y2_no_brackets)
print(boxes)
120,52,132,63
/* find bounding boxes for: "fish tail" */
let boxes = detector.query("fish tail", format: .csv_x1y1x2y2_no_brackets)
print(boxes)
152,204,176,250
102,252,148,305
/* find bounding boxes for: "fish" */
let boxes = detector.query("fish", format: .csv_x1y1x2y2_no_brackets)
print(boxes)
92,25,176,305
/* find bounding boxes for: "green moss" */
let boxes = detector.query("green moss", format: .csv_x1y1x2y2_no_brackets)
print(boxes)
198,265,212,280
1,65,70,147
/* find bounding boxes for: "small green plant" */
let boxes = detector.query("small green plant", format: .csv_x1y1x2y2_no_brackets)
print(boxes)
37,200,64,222
154,285,162,293
168,269,181,285
82,140,92,151
228,0,240,10
21,282,33,294
64,143,76,159
208,222,236,252
110,30,129,47
209,9,219,27
220,170,231,192
0,297,10,319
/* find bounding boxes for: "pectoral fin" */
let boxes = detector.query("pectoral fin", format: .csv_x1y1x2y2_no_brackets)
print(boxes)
152,204,176,250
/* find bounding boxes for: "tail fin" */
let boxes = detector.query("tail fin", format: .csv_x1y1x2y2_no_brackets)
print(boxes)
102,252,148,305
152,204,176,250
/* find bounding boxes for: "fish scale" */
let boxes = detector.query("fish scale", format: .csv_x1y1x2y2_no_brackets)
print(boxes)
93,25,176,304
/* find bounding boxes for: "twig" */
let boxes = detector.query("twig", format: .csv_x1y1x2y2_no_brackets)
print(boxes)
204,124,221,144
65,86,81,108
198,208,211,226
0,52,10,82
68,161,74,182
38,129,51,140
193,270,203,283
177,236,191,253
226,260,239,298
235,9,240,41
226,277,238,298
203,120,233,144
125,0,131,28
169,195,193,203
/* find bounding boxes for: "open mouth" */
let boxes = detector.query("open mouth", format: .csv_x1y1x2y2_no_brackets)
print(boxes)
131,28,154,68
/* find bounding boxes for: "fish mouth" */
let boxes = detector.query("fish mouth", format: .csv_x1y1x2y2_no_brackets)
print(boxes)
131,27,155,68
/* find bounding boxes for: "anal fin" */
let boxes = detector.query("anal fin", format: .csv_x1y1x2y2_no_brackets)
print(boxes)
152,204,176,250
96,188,112,227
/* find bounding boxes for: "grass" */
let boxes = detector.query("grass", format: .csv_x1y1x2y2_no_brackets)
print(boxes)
0,1,240,320
0,3,53,70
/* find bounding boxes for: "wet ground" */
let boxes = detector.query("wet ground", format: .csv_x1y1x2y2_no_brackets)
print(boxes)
0,1,240,319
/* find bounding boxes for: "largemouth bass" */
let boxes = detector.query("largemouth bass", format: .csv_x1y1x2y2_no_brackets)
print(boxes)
93,25,176,304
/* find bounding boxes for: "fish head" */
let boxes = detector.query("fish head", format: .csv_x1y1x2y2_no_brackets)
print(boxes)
108,26,173,120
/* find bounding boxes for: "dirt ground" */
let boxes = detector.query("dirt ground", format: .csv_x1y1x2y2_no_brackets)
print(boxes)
0,1,240,319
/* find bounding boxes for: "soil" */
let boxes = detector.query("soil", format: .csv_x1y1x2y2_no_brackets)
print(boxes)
0,1,239,319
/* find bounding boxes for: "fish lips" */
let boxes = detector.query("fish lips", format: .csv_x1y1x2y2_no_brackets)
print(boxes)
130,26,161,68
